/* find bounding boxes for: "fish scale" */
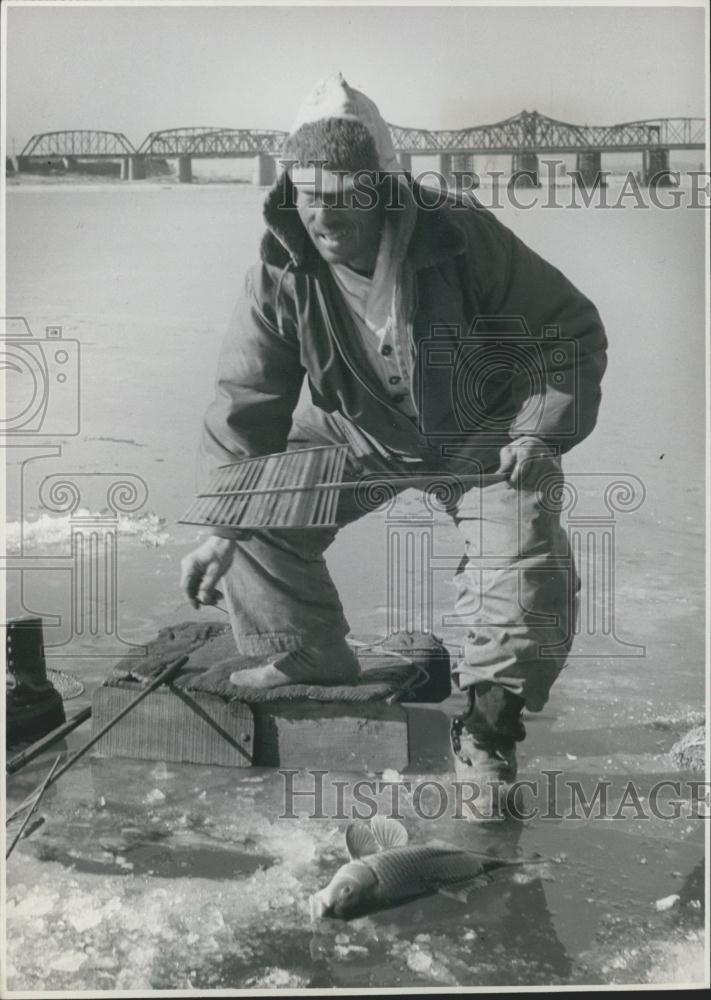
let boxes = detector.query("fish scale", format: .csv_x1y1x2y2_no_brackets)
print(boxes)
362,845,495,902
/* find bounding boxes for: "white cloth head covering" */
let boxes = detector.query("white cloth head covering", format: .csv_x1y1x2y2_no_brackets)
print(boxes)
289,72,401,173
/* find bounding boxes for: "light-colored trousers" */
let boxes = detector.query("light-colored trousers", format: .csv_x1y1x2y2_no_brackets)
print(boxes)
221,394,579,712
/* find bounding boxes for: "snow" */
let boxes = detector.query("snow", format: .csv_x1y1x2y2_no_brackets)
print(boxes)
5,510,170,552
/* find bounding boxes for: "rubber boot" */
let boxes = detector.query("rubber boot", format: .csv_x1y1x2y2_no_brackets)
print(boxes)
450,682,525,821
6,616,65,746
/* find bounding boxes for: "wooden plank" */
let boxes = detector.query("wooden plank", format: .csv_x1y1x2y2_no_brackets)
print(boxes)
252,701,409,772
91,686,254,767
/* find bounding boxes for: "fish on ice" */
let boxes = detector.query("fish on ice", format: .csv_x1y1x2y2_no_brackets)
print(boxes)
310,815,538,920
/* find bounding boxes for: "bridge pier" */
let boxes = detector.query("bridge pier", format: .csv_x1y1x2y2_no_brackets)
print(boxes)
451,153,479,192
511,152,540,187
437,153,452,187
575,151,605,188
253,153,276,186
398,152,412,173
121,156,146,181
642,148,675,186
438,153,452,185
452,154,473,172
129,155,146,181
178,155,193,184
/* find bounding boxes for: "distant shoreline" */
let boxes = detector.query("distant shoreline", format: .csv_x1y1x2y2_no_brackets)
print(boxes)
5,173,255,188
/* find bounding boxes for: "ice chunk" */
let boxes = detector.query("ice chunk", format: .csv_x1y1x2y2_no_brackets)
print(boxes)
49,951,86,973
654,893,680,911
150,762,174,781
406,945,433,973
247,968,309,988
67,902,103,933
13,889,57,919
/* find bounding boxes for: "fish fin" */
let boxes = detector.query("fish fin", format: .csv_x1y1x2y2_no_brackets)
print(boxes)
465,850,519,871
345,820,380,860
434,869,494,899
437,887,469,904
370,815,409,851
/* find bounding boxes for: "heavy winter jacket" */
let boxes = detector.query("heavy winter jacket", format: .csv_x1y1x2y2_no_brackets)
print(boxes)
199,173,608,482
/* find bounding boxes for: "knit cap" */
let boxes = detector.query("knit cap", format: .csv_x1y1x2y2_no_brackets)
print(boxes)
282,73,401,175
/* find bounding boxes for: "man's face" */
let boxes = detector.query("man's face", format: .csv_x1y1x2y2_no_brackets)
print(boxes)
292,167,384,275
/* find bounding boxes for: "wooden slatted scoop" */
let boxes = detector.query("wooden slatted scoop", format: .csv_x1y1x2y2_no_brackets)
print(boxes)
181,445,349,530
180,444,505,530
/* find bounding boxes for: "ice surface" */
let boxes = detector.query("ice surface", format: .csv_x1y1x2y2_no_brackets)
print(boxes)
5,179,707,992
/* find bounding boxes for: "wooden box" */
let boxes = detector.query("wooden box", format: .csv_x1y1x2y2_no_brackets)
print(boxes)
91,685,254,767
91,684,413,771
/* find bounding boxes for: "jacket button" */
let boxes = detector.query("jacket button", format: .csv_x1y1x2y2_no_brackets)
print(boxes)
381,344,393,357
388,375,402,385
392,393,407,404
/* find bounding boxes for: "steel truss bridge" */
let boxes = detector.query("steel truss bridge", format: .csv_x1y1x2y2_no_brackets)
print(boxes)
21,112,705,160
137,127,288,156
388,111,706,155
20,129,136,157
16,111,705,184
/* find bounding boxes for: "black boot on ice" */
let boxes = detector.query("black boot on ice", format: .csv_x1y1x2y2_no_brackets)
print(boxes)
6,616,65,747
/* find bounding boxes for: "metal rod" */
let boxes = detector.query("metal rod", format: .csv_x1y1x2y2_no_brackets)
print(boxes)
6,755,62,859
6,707,92,776
197,472,506,500
216,444,346,471
6,655,189,824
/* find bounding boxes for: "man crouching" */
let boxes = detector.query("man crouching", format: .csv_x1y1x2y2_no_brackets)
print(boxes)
181,74,607,794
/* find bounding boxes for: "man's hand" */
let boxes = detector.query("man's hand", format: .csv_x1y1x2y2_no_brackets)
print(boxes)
497,436,558,489
181,535,239,610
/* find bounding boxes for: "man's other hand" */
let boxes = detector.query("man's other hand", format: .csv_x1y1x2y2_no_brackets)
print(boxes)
497,436,558,489
181,535,240,609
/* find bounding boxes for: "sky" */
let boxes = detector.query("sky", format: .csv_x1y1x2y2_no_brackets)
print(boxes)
3,2,707,153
